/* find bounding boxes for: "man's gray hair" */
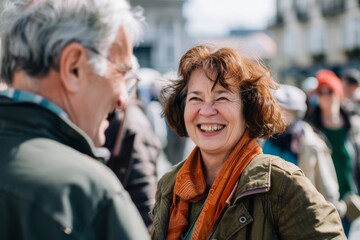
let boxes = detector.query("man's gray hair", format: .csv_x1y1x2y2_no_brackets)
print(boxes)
0,0,145,84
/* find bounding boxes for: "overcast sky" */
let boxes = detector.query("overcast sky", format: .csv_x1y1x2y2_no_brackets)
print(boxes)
183,0,276,37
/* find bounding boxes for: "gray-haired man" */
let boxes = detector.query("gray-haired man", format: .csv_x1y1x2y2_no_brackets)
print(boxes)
0,0,149,239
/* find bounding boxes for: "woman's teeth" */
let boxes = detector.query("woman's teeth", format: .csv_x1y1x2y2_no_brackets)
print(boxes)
199,124,225,132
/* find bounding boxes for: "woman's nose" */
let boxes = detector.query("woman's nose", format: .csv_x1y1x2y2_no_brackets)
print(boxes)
199,101,217,116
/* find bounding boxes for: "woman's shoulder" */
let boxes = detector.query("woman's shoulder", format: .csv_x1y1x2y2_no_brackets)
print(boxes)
157,161,185,195
237,154,305,195
247,154,303,176
246,154,322,201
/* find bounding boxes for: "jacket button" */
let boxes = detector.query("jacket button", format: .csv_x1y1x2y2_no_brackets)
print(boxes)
239,216,247,224
63,227,72,234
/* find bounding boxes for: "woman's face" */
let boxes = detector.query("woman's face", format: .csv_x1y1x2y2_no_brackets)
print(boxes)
317,86,341,112
184,68,246,158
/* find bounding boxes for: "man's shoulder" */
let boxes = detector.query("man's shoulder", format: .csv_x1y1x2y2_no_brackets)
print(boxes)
47,138,123,190
2,137,125,200
0,137,130,237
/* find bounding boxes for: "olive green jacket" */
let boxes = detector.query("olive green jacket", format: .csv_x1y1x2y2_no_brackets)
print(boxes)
0,95,149,240
151,154,346,240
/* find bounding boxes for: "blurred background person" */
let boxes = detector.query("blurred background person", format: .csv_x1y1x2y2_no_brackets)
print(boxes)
104,59,167,230
301,76,319,121
341,68,360,116
307,69,360,236
0,82,7,91
263,84,308,165
263,84,360,230
136,68,172,177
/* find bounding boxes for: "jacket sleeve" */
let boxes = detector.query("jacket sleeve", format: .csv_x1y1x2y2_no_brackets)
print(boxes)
93,191,150,240
271,162,346,239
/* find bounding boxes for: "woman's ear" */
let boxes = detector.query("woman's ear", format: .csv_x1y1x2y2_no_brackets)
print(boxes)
59,43,87,93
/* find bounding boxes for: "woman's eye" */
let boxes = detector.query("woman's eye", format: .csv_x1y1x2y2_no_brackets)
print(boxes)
189,97,202,101
216,97,228,101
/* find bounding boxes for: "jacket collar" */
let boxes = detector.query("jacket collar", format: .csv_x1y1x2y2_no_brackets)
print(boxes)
153,154,275,239
0,94,108,162
159,154,274,203
0,89,69,119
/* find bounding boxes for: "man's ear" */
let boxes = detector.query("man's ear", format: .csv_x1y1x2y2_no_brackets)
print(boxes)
59,43,87,93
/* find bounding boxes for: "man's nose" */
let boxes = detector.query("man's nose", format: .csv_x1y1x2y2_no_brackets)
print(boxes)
117,83,129,110
199,101,217,116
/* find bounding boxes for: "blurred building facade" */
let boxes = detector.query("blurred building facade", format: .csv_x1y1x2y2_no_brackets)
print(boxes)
193,29,277,65
0,0,189,74
269,0,360,85
130,0,190,73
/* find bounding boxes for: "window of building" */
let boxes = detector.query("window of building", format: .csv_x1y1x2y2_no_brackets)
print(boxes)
319,0,345,16
294,0,310,21
343,18,360,59
309,26,326,62
274,0,286,25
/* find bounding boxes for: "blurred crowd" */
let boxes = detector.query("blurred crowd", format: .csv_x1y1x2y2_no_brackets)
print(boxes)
262,68,360,238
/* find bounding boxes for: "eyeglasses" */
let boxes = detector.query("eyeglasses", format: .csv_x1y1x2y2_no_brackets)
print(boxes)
83,44,140,94
318,88,334,96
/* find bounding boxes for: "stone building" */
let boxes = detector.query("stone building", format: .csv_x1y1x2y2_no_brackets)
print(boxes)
130,0,190,73
269,0,360,85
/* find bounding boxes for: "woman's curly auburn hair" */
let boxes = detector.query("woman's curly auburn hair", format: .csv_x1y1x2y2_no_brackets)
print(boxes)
160,45,285,139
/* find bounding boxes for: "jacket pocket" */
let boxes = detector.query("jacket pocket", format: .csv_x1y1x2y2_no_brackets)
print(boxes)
211,203,253,239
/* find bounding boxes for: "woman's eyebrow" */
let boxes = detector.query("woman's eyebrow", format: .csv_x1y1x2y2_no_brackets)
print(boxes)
187,90,202,95
214,90,228,94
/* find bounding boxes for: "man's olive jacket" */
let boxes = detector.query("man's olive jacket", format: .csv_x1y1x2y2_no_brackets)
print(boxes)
0,95,149,240
151,154,346,240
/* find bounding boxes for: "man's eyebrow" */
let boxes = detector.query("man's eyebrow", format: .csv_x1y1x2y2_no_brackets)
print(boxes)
107,59,132,73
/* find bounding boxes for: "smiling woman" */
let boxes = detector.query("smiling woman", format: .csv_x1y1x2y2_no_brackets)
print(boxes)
184,68,245,163
150,45,346,240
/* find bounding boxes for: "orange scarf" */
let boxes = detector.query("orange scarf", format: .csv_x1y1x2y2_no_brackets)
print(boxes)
167,129,261,240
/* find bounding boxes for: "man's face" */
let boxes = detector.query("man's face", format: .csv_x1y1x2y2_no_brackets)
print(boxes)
342,79,357,99
78,27,133,147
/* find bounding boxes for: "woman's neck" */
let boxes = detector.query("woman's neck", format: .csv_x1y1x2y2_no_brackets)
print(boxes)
201,151,228,186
